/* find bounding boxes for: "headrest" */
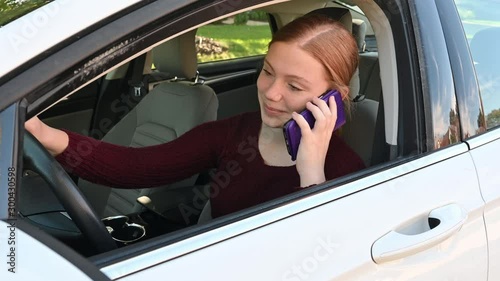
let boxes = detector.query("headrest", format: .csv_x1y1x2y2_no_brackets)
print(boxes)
305,7,359,100
306,7,352,32
471,27,500,73
152,29,198,78
352,19,367,52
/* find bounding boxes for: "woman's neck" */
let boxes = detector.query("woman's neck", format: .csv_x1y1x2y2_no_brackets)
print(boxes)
259,122,286,146
259,122,295,166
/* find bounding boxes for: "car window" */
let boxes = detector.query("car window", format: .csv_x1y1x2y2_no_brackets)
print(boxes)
196,10,272,63
454,0,500,129
0,0,53,27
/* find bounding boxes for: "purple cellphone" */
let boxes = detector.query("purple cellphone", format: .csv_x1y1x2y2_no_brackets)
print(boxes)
283,89,346,161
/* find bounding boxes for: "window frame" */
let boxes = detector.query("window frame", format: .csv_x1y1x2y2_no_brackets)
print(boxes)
0,102,24,221
437,0,487,140
409,0,463,151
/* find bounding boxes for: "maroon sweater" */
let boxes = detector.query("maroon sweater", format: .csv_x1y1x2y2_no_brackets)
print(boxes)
56,111,364,218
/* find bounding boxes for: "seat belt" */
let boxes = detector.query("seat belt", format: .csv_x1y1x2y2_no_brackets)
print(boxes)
370,92,390,166
128,54,147,98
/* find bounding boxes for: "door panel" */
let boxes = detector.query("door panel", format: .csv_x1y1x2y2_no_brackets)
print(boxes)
38,80,99,135
42,109,93,136
0,221,110,281
119,146,487,280
468,132,500,281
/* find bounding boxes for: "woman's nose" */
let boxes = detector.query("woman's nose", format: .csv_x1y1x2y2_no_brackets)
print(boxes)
263,81,283,101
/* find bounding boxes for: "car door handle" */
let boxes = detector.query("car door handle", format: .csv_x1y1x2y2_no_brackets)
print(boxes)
371,203,467,264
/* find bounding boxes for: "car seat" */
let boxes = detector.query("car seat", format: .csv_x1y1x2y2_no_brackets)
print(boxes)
78,29,219,218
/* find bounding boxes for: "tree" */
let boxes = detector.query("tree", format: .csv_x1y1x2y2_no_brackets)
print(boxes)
486,108,500,128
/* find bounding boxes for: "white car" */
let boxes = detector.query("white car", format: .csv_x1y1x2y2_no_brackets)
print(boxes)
1,0,499,280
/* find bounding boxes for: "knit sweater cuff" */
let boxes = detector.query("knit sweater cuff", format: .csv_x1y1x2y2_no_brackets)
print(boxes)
55,129,99,174
294,184,317,191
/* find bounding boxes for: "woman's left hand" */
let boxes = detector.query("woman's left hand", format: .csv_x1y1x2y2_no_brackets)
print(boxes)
293,95,338,187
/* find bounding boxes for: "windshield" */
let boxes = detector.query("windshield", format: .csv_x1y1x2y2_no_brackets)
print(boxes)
0,0,53,27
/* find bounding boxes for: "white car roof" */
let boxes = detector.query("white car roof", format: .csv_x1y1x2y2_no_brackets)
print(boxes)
0,0,141,78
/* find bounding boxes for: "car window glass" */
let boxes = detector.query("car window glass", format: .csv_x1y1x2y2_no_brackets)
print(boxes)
454,0,500,129
196,10,272,63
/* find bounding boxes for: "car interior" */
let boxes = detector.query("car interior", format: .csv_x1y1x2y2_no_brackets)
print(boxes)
20,0,404,257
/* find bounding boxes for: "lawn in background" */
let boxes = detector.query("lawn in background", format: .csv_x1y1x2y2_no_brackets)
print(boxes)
197,24,272,62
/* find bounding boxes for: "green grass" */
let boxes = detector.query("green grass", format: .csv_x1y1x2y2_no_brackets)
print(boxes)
197,24,272,62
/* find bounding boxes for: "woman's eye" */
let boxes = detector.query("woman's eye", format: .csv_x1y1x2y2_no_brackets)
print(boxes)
262,68,272,76
288,84,302,91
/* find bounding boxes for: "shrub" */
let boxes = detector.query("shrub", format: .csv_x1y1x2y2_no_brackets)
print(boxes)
248,11,268,21
234,13,249,25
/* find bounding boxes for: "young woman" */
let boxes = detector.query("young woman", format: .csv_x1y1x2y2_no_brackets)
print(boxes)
25,14,364,218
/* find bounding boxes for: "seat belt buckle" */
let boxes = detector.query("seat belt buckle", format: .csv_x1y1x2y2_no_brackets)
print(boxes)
134,86,142,97
128,81,146,97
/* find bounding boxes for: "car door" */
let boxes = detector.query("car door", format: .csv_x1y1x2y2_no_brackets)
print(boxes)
468,122,500,281
109,149,485,281
447,0,500,280
39,80,99,135
97,1,488,280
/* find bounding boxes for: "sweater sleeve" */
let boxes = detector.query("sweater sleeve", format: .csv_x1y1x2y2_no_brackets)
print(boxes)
55,119,231,188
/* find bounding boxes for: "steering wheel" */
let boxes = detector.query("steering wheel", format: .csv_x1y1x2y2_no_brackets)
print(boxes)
23,131,117,253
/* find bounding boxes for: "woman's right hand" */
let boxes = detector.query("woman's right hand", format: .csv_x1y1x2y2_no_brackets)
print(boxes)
25,116,45,138
25,116,69,156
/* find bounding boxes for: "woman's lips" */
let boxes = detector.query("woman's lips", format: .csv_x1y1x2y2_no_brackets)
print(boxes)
264,105,286,116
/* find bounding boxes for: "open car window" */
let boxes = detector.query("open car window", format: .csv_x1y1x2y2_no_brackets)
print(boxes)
195,10,273,63
20,0,410,248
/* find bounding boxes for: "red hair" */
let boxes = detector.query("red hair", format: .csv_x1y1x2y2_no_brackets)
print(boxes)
269,14,359,108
